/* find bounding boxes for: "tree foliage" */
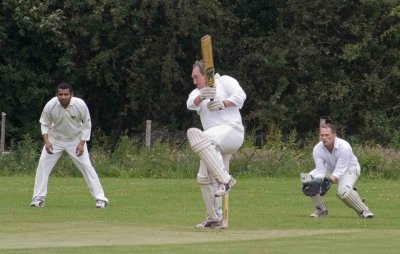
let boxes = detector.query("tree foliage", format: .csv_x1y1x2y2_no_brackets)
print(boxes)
0,0,399,149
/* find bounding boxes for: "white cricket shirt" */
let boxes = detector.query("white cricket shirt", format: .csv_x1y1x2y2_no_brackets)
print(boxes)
40,97,92,141
187,74,246,131
312,137,360,179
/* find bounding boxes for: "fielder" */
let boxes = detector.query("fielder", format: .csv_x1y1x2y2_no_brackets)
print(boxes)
30,82,109,208
301,123,374,218
186,60,246,228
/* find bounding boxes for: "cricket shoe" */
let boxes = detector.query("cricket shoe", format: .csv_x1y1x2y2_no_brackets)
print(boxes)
96,200,108,208
360,210,374,218
215,176,237,197
310,208,328,217
30,197,45,207
195,215,223,229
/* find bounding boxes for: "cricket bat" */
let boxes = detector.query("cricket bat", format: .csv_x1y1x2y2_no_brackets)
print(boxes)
222,184,230,228
201,35,215,88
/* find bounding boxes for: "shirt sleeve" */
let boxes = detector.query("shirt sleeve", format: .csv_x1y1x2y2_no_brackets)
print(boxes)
219,76,246,109
312,146,328,178
186,89,201,111
39,99,54,135
332,148,352,179
78,100,92,141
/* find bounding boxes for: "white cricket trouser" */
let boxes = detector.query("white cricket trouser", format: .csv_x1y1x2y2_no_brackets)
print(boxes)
203,123,244,155
336,166,360,196
32,136,108,202
199,123,244,178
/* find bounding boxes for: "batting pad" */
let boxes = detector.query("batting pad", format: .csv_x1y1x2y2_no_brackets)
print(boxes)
310,194,327,210
187,128,230,183
197,174,218,221
337,186,369,214
211,177,223,215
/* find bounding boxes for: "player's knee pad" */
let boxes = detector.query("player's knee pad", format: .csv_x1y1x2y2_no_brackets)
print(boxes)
337,185,368,214
187,128,210,153
188,128,229,184
336,184,352,200
197,174,210,185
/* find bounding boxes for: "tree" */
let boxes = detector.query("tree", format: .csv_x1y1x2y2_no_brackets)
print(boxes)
1,0,399,148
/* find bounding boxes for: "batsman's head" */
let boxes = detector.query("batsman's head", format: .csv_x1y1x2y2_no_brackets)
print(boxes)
319,123,336,151
192,60,206,90
56,82,73,108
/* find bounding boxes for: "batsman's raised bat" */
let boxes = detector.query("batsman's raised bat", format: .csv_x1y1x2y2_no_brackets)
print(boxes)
201,35,215,88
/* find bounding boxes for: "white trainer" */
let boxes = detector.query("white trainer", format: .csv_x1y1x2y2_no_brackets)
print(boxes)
360,210,374,218
195,216,223,229
30,197,45,207
310,209,328,217
96,200,107,208
215,176,237,197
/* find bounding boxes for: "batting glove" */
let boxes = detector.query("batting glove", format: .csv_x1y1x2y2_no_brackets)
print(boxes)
199,87,216,100
207,101,225,112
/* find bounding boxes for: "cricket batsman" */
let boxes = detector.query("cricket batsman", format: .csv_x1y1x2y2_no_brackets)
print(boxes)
186,60,246,228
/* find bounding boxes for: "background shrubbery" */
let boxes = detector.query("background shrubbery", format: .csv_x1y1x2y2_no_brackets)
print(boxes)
1,0,399,151
1,128,399,180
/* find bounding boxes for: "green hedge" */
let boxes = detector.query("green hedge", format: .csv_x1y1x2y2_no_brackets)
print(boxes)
1,131,400,180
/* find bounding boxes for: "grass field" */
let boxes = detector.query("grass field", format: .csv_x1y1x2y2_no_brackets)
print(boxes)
0,176,399,253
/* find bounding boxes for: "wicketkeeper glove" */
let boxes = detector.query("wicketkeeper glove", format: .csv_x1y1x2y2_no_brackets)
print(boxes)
199,87,217,100
302,178,322,197
207,101,225,112
320,177,332,196
302,177,332,197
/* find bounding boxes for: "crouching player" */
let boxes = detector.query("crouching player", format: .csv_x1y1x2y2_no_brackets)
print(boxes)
186,60,246,228
301,123,374,218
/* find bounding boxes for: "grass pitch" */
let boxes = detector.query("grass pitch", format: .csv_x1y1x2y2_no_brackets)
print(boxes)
0,176,399,253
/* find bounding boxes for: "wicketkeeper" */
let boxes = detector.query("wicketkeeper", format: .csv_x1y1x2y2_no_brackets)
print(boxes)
301,123,374,218
186,60,246,228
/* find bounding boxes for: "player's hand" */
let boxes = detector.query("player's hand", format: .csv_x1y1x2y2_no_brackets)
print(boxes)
207,100,225,112
45,143,53,154
199,87,216,100
76,143,85,157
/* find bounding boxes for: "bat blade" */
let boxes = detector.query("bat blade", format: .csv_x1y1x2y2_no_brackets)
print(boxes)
222,165,230,229
222,192,229,228
201,35,215,88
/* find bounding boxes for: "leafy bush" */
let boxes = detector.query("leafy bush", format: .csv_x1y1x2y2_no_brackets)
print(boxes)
355,144,400,179
1,131,400,179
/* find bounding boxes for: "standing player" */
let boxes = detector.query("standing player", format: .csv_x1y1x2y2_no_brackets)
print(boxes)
186,60,246,228
301,123,374,218
30,82,109,208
